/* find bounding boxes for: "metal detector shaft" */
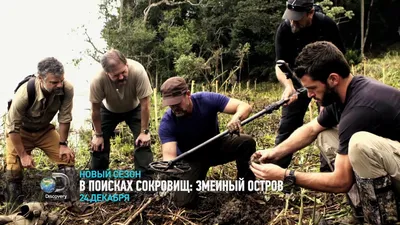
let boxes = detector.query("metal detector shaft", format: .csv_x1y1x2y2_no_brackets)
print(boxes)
166,87,307,169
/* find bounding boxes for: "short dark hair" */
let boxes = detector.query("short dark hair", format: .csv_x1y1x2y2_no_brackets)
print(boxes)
100,49,128,73
37,57,64,78
294,41,350,83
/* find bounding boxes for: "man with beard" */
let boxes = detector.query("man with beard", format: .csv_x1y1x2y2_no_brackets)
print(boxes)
89,49,154,178
250,41,400,224
158,76,257,208
4,57,87,212
273,0,346,170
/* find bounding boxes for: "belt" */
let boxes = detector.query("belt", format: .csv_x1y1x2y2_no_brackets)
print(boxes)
22,126,49,133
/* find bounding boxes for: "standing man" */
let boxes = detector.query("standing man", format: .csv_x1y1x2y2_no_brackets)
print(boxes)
89,49,154,178
158,76,256,208
274,0,346,170
250,41,400,224
5,57,84,211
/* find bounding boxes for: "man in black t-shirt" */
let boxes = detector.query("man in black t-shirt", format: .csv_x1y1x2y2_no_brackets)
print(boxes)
274,0,345,170
251,41,400,224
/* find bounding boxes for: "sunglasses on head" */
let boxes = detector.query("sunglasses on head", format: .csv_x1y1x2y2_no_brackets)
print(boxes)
287,3,313,12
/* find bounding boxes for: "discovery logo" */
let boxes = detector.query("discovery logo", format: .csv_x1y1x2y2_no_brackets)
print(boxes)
40,173,70,201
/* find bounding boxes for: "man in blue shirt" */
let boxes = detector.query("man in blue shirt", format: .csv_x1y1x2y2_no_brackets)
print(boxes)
158,76,256,208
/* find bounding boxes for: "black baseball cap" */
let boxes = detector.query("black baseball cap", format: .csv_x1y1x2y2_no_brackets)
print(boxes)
283,0,314,21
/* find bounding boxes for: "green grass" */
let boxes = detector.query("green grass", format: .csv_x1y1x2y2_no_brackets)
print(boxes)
1,51,399,223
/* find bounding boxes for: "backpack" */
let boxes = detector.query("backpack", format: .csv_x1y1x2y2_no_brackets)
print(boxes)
313,4,324,15
7,75,36,111
7,75,65,111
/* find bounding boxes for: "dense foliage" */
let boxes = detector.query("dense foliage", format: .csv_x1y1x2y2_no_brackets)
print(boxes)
87,0,399,87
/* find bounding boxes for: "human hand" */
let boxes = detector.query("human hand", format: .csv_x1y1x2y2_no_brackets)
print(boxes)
136,133,151,147
282,84,298,105
20,154,35,168
59,145,75,163
250,149,277,164
227,116,242,134
250,161,285,180
91,136,104,151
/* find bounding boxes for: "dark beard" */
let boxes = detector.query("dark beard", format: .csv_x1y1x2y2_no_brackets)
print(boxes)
116,78,127,84
321,88,341,107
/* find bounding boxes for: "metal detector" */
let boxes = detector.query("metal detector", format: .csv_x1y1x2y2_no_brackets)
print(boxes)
149,60,306,175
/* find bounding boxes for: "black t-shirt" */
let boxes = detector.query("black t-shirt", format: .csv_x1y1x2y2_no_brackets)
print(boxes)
275,12,346,68
318,76,400,154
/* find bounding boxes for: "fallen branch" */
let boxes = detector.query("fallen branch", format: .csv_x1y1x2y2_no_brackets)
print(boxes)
147,213,197,225
122,196,158,225
104,205,134,225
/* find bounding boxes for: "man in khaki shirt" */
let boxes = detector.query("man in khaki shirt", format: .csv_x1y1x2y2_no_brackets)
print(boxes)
5,57,84,211
89,49,154,178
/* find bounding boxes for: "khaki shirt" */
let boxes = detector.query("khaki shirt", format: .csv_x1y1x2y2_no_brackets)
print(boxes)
89,59,153,113
6,78,74,133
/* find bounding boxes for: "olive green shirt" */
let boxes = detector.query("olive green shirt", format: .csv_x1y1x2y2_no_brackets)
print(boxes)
6,78,74,133
89,59,153,113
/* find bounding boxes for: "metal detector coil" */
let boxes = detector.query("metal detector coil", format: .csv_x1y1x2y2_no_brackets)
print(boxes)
149,161,191,175
149,60,306,175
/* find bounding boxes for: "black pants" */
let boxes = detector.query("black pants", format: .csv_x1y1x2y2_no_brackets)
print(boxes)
274,91,329,171
90,104,154,177
173,134,256,208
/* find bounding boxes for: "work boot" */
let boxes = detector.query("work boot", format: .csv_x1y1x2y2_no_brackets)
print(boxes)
5,181,24,210
58,166,92,214
355,174,398,224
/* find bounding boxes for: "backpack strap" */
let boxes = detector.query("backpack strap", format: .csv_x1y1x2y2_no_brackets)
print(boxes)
61,83,65,103
26,77,36,110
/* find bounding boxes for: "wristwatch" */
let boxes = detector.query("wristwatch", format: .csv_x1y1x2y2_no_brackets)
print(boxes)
59,141,68,147
283,169,296,194
143,129,150,135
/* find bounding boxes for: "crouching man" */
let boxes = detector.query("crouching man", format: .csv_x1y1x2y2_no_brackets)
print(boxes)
4,57,87,212
158,76,257,208
250,41,400,224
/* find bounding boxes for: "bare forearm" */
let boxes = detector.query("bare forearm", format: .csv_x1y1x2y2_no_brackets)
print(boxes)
9,133,27,157
91,110,102,134
234,103,252,120
292,171,351,193
275,65,293,88
273,124,318,160
59,123,70,142
140,101,150,131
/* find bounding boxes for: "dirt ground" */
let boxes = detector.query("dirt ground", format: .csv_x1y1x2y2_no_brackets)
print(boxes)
0,184,354,225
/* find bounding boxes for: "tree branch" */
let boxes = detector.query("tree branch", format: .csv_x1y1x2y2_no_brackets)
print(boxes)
143,0,202,23
84,29,106,62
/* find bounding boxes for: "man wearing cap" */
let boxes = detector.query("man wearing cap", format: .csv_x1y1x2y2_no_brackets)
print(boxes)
158,76,257,208
89,49,154,178
273,0,346,170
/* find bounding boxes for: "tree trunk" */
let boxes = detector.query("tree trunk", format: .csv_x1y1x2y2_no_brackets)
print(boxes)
363,0,374,53
361,0,364,57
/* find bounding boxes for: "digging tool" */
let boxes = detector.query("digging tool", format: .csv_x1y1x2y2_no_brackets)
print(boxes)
149,60,307,175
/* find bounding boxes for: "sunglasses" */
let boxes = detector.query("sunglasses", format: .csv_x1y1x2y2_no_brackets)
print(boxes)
287,3,313,12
